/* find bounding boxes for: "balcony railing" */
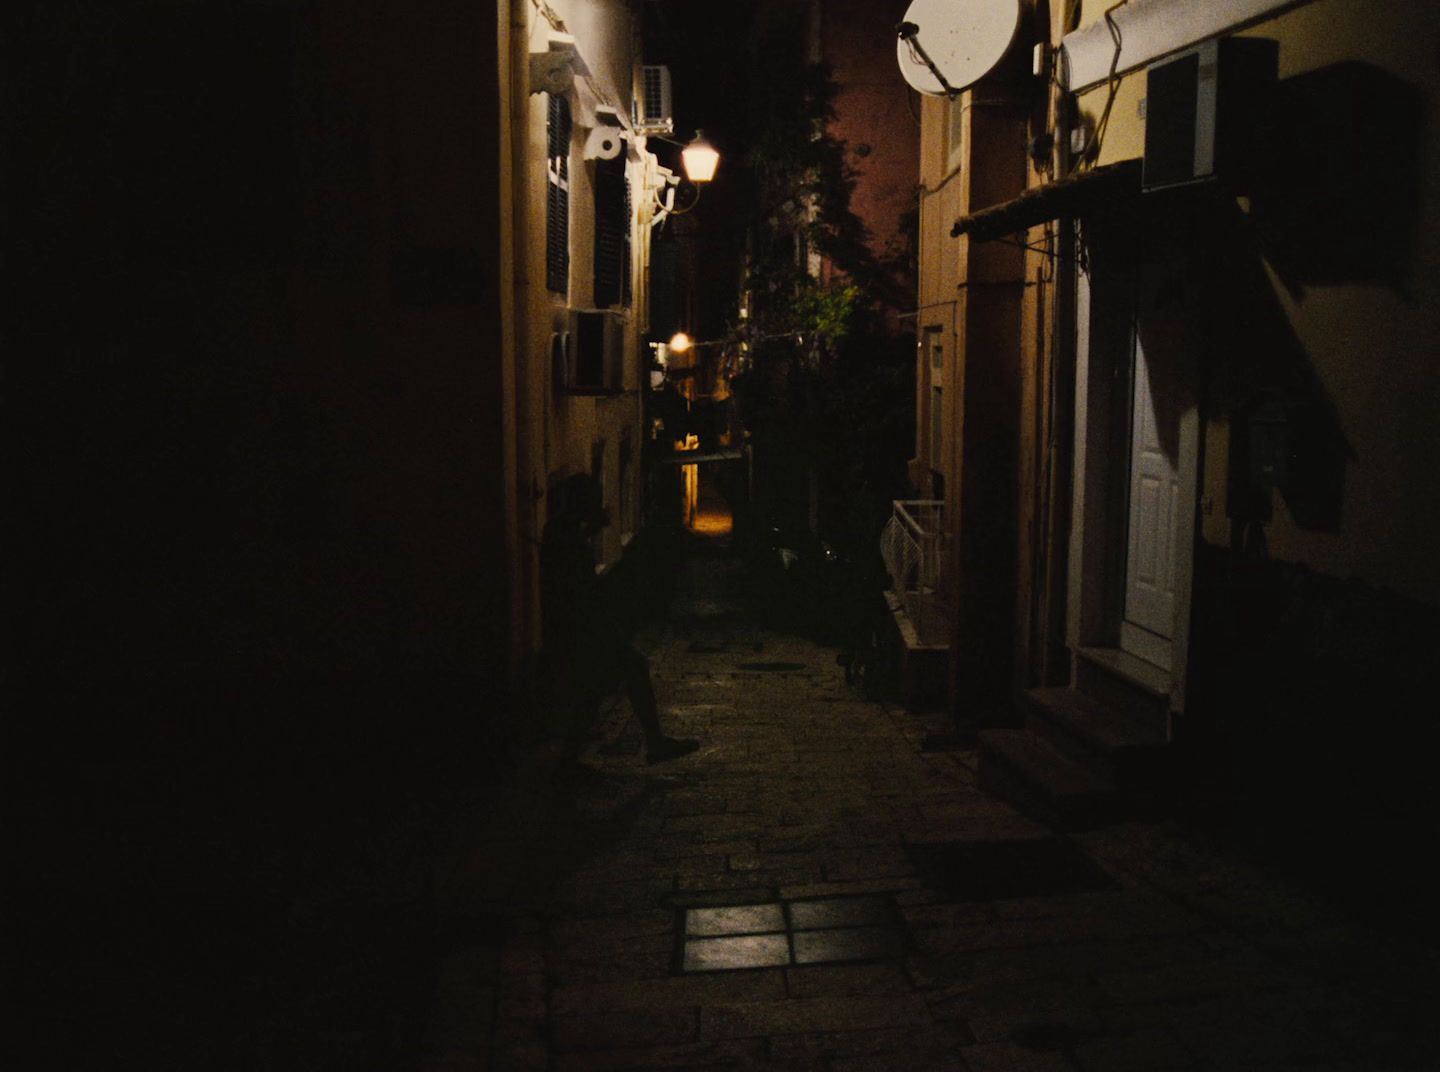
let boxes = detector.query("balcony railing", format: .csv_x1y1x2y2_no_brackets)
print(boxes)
879,500,949,646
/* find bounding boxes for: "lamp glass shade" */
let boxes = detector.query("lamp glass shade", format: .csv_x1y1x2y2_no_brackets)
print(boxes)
680,132,719,184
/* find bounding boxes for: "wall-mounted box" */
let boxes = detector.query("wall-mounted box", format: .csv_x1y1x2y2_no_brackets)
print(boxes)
561,309,626,394
1142,36,1277,191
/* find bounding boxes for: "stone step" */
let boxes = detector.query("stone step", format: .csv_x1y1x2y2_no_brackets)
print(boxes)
1021,686,1168,788
977,728,1124,832
1074,646,1172,736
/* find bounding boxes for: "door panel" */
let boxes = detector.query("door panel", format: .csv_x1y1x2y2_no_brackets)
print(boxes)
1123,335,1180,663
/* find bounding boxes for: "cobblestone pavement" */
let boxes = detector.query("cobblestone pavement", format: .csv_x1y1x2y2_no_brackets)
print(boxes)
425,538,1439,1071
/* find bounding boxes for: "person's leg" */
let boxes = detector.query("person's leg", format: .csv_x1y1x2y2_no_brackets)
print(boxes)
615,641,661,741
615,642,698,763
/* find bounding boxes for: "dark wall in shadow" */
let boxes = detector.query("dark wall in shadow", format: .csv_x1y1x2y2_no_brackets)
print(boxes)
1251,61,1425,297
1129,160,1440,915
1137,184,1355,535
1163,82,1440,921
1186,543,1440,929
17,2,511,737
14,3,511,1064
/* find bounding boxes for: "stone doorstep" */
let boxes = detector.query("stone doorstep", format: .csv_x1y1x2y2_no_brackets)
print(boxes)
1021,687,1168,787
1073,646,1172,734
976,729,1124,832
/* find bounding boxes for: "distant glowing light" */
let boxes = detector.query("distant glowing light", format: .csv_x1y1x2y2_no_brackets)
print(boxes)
669,332,693,353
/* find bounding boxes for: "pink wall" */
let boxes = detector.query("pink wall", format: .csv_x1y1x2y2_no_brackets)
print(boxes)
822,0,919,275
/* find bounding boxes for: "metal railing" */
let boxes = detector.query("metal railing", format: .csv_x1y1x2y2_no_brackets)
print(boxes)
879,500,949,644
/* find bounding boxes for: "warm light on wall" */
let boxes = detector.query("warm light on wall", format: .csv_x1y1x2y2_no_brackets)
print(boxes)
678,433,700,528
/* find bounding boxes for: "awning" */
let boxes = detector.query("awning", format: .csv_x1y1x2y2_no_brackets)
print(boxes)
950,159,1142,240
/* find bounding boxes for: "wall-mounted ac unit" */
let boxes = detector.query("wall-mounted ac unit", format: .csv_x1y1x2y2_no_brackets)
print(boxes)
561,309,626,394
1142,36,1277,191
635,65,674,135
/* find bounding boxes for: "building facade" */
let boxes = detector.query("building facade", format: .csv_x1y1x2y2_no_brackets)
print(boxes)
18,0,678,786
910,0,1440,828
501,0,672,676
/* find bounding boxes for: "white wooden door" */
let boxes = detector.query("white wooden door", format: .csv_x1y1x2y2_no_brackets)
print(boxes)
1122,335,1180,670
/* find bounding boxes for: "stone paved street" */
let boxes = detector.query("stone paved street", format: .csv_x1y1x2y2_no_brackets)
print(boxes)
424,537,1439,1070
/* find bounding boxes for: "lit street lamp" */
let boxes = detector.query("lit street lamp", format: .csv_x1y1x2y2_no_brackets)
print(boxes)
679,130,719,184
649,130,721,222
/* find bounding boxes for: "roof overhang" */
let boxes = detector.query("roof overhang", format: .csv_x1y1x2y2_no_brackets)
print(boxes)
950,159,1142,241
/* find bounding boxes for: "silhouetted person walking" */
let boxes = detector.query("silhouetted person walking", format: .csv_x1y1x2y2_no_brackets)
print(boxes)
541,474,699,764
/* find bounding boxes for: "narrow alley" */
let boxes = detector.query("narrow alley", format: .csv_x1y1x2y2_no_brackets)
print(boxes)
423,531,1436,1071
19,3,1440,1068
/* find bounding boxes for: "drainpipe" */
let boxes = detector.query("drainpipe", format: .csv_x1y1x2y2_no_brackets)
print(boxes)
1045,7,1080,686
507,0,538,673
1043,215,1078,685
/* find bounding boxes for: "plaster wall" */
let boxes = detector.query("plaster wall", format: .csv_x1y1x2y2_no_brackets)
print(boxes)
914,96,966,496
515,0,653,643
1073,0,1440,603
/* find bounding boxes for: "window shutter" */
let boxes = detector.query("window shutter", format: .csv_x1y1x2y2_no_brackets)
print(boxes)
546,94,571,295
593,155,626,308
622,176,633,306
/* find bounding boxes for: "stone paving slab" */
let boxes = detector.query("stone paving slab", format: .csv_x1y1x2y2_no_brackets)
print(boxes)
420,543,1440,1071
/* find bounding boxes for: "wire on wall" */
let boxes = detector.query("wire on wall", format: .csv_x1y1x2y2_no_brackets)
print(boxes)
529,0,566,37
1069,0,1128,174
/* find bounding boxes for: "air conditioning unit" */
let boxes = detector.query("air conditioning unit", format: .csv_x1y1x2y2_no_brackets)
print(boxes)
635,65,674,135
1142,36,1277,191
562,309,626,393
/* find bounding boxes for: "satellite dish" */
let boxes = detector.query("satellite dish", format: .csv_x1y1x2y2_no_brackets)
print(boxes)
896,0,1021,97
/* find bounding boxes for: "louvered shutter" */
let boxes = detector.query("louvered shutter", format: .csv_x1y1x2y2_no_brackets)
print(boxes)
546,94,570,295
621,176,633,306
593,155,626,308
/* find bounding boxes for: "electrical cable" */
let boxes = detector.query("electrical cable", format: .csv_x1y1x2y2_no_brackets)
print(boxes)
1068,0,1128,175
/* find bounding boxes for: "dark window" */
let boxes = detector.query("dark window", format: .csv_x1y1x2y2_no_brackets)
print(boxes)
574,310,607,387
593,155,628,307
546,94,571,294
622,176,633,305
618,435,632,533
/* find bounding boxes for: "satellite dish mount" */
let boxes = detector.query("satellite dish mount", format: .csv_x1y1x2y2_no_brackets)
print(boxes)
895,0,1021,98
897,21,958,97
